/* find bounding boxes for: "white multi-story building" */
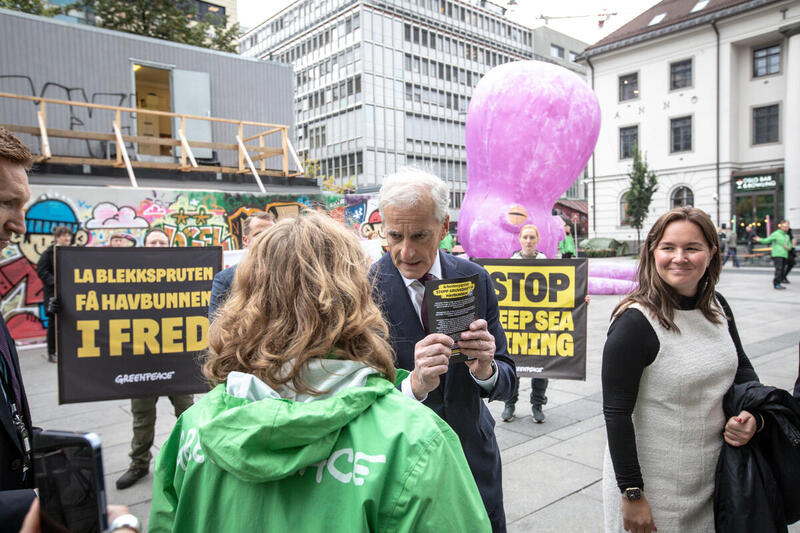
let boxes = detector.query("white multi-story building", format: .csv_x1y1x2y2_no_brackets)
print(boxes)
239,0,587,216
580,0,799,244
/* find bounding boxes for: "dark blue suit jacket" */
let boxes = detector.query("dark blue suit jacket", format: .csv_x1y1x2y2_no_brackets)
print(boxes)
0,315,36,531
208,264,236,321
371,251,515,531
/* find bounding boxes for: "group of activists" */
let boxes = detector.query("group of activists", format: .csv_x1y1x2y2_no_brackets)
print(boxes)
2,123,799,533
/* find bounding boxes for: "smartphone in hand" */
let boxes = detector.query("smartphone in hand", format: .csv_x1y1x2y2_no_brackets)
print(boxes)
33,430,108,533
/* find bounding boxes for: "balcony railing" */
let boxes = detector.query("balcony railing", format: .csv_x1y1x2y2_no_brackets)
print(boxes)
0,91,304,192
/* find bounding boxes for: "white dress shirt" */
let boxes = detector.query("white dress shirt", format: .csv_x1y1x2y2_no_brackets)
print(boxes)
398,254,498,400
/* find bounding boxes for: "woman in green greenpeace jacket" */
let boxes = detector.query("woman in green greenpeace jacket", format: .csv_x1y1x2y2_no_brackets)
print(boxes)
149,211,491,533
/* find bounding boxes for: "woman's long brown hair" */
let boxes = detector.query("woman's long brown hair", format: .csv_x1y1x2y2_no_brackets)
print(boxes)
611,207,724,333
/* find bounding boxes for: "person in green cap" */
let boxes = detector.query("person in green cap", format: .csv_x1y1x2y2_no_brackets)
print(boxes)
754,220,792,290
558,223,577,259
149,211,490,533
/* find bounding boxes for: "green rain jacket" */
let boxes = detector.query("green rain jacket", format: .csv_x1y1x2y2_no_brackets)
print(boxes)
558,235,576,256
149,360,491,533
760,229,791,259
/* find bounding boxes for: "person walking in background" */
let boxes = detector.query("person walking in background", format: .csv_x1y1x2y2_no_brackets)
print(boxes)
720,223,739,268
745,224,757,256
784,222,796,283
150,212,491,532
754,220,792,290
602,207,760,533
558,223,576,259
35,225,73,363
115,227,194,490
208,211,275,320
717,224,728,259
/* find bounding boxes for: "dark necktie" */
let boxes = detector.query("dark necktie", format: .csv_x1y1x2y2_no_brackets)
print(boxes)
418,273,433,334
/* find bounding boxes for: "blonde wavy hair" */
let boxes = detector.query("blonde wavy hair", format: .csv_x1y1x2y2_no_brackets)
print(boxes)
205,211,396,393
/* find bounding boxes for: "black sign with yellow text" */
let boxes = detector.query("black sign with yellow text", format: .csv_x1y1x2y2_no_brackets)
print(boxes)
474,258,588,380
55,247,222,403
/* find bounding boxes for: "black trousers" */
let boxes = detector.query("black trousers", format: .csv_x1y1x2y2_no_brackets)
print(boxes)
786,252,796,279
773,257,786,287
46,311,55,356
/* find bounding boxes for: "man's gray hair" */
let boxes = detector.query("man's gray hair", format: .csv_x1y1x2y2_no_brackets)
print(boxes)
379,167,450,223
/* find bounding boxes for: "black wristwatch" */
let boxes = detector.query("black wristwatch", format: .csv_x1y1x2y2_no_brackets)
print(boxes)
624,487,642,501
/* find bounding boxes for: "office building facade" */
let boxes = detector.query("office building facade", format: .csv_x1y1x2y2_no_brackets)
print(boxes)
240,0,586,216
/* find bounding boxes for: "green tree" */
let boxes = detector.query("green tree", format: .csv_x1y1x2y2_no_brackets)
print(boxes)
626,146,658,249
69,0,240,52
322,176,355,194
0,0,63,16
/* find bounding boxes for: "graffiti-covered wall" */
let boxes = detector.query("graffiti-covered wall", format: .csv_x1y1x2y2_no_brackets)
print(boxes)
5,185,383,341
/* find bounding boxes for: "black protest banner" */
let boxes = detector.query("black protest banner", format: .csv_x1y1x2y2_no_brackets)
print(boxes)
474,258,588,380
55,247,222,403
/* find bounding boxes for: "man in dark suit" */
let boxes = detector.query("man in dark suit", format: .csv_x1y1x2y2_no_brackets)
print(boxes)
370,168,516,532
208,211,275,320
0,127,36,531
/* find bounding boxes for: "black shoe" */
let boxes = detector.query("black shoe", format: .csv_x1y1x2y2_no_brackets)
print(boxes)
501,403,515,422
782,279,790,284
532,404,546,423
116,467,148,490
46,354,56,363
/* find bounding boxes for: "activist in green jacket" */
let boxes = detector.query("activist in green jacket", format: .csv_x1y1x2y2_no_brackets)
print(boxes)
150,211,490,533
558,225,577,258
757,228,791,259
149,366,489,533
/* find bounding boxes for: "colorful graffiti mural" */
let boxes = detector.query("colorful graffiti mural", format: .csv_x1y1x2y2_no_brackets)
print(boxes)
3,185,381,341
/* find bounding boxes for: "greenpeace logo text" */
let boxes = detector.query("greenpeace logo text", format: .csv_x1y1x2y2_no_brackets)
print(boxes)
115,371,176,385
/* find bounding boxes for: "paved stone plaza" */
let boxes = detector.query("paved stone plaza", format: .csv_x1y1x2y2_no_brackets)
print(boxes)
17,261,799,531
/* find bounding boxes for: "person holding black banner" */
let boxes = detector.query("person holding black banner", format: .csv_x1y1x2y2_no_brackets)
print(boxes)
503,224,548,423
115,228,194,491
502,224,590,423
208,211,275,321
35,226,73,364
149,211,490,532
370,168,515,533
602,207,760,533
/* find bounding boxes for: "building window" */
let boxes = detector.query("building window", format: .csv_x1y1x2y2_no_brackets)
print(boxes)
753,44,780,77
753,104,779,144
550,44,564,59
569,51,578,62
670,59,692,90
195,1,226,24
670,116,692,152
619,73,638,101
671,186,694,208
619,126,638,159
620,191,631,226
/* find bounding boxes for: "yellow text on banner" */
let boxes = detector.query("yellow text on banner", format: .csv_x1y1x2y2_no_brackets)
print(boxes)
490,265,575,309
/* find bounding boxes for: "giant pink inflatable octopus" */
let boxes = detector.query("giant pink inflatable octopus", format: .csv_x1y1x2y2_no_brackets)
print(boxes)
458,60,636,294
